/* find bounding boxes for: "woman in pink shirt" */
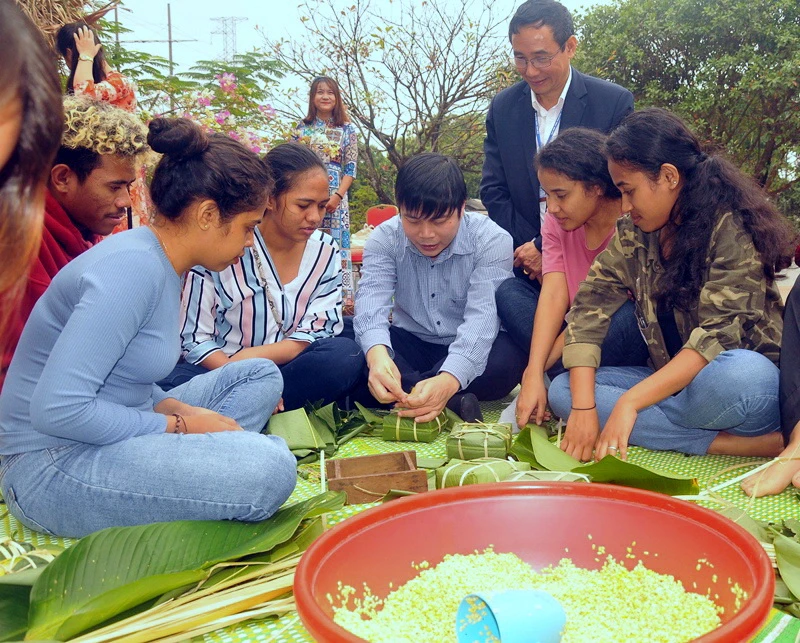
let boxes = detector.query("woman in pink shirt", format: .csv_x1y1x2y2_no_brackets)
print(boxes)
513,128,648,428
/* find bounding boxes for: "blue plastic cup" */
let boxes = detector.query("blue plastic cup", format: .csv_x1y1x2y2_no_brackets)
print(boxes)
455,589,566,643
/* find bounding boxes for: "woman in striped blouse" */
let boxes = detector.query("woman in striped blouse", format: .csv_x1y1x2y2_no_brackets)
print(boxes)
162,143,364,410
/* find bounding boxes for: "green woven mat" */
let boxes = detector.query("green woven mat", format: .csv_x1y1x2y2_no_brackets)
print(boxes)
2,396,799,642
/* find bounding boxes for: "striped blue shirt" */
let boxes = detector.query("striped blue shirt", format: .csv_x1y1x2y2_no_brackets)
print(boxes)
180,228,343,365
354,212,513,388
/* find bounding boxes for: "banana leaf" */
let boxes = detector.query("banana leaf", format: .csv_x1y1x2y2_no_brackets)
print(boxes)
382,409,450,443
268,408,326,452
503,470,590,483
0,583,29,642
25,491,345,641
511,426,581,471
354,401,384,426
436,458,531,488
447,423,512,460
570,456,699,495
511,427,699,496
775,533,800,600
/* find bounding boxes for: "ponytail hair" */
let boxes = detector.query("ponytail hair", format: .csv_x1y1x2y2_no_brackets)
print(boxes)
606,108,794,309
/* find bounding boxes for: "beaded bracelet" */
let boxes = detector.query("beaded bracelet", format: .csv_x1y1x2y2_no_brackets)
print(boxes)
172,413,189,434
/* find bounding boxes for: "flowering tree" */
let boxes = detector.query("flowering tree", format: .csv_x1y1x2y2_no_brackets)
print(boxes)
266,0,510,203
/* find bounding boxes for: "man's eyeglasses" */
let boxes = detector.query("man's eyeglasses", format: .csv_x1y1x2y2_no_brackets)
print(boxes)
510,47,564,70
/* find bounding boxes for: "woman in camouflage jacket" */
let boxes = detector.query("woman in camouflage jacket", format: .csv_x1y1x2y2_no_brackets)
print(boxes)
548,108,793,463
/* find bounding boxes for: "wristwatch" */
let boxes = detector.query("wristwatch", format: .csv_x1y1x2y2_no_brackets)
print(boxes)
78,54,94,62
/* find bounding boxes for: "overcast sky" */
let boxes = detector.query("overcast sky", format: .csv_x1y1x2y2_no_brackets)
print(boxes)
114,0,595,77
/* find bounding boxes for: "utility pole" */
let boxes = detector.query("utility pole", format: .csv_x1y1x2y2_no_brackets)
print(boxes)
211,16,248,62
121,3,197,112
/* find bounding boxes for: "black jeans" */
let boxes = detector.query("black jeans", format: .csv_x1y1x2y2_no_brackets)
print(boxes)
780,279,800,441
342,320,527,407
494,277,650,375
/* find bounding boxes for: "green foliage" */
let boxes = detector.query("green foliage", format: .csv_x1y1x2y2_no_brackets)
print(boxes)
24,492,344,640
348,176,380,232
574,0,800,199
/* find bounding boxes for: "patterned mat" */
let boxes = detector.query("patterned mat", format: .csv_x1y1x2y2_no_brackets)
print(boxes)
1,397,798,642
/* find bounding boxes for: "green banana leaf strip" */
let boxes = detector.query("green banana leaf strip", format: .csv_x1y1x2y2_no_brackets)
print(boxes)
571,456,699,496
336,417,370,445
715,507,772,543
775,533,800,600
511,427,698,495
0,583,29,642
416,457,448,470
354,402,385,426
511,426,580,472
311,402,340,432
380,490,420,503
785,519,800,538
0,566,45,589
26,491,345,641
774,577,798,605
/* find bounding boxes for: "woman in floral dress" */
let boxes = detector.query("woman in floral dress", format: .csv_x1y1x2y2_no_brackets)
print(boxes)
293,76,359,310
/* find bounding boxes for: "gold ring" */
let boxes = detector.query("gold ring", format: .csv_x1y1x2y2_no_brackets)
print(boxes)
523,269,530,275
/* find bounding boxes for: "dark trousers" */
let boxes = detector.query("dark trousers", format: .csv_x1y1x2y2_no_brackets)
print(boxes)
495,276,650,377
342,319,527,407
780,280,800,442
157,336,365,411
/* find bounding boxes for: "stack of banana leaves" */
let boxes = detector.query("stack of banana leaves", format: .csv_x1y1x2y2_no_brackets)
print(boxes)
268,402,378,464
714,509,800,620
0,491,345,642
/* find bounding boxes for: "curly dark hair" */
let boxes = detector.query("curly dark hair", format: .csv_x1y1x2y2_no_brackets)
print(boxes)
605,108,794,310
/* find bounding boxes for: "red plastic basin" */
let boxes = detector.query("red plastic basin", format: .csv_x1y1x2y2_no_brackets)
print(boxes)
295,482,774,642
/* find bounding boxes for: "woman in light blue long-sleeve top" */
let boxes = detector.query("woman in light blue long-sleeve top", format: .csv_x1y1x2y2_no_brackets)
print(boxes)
0,118,296,538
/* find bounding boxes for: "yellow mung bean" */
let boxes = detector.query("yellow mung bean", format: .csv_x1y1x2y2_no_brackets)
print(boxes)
332,548,723,643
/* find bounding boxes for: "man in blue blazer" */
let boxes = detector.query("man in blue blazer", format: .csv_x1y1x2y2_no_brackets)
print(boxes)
481,0,633,353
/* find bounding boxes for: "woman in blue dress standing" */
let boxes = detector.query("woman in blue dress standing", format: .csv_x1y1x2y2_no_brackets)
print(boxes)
293,76,359,311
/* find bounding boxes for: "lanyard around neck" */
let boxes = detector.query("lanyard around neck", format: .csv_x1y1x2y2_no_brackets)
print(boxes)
251,242,286,333
534,109,563,150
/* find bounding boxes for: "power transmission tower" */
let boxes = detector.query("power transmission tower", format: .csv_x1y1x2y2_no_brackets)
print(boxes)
211,17,248,61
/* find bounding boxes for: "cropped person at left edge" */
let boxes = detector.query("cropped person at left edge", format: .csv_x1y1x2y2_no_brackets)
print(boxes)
0,118,296,538
1,96,148,391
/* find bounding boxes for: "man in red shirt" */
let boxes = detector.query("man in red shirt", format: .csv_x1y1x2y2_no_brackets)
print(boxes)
1,96,149,390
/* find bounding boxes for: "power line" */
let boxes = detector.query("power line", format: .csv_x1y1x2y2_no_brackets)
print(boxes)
118,3,198,111
211,17,248,62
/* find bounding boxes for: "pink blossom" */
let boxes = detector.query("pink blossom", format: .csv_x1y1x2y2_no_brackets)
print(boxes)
215,110,231,125
249,145,261,153
196,92,212,107
227,130,241,141
258,104,277,118
216,72,238,94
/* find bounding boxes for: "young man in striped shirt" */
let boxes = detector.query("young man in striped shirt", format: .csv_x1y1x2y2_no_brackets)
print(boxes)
352,153,527,423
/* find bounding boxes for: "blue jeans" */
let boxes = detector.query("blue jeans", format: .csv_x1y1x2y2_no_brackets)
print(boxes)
548,349,781,455
495,277,649,375
158,337,364,411
0,359,296,538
